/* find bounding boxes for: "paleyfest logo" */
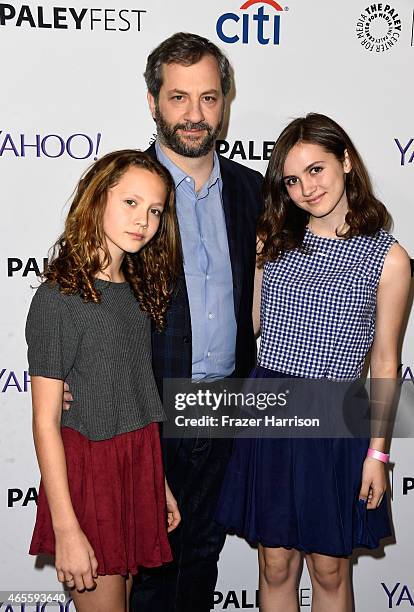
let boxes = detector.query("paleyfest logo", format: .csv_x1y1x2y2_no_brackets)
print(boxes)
216,0,286,45
356,4,401,52
0,4,146,32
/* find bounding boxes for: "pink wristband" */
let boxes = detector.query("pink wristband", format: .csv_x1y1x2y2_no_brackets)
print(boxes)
367,448,389,463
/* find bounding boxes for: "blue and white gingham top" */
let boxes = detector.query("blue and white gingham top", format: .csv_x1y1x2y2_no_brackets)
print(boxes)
258,228,396,379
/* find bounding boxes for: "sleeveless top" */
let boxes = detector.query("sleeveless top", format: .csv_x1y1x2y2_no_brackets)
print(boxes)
258,228,396,379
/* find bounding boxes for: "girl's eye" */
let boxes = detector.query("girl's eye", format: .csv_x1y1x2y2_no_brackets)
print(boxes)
285,178,298,187
125,199,136,207
310,166,323,174
151,208,162,217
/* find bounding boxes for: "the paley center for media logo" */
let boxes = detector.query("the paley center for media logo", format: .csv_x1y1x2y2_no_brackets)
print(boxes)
355,4,401,52
216,0,287,46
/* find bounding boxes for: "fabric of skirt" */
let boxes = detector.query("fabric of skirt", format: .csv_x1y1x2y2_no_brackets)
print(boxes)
29,423,172,575
215,366,392,557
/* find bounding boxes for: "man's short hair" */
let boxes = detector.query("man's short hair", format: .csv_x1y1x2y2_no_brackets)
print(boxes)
144,32,231,100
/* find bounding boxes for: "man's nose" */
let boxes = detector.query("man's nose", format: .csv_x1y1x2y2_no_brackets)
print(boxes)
184,99,204,124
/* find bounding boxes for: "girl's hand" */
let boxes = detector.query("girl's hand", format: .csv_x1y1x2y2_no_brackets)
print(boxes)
165,479,181,532
55,526,98,591
359,457,387,509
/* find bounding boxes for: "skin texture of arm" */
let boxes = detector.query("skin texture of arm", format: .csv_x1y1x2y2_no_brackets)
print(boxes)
31,376,98,590
359,243,412,509
253,239,264,338
253,265,263,338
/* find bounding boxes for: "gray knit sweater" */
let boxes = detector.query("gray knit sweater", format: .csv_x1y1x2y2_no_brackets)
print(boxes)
26,279,165,441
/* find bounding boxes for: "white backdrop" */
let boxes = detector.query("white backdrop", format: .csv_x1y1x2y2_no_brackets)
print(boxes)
1,1,413,610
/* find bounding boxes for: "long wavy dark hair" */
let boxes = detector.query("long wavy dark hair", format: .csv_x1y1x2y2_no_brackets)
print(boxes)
257,113,389,266
44,150,181,330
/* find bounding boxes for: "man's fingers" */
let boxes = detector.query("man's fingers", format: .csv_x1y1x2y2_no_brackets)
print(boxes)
63,390,73,410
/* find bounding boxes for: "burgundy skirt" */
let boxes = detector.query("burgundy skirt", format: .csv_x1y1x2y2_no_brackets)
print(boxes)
29,424,173,576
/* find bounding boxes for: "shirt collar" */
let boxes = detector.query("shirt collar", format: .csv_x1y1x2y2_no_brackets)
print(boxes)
155,140,222,192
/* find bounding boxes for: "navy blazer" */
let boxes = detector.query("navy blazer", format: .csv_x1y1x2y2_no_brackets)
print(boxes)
146,143,263,468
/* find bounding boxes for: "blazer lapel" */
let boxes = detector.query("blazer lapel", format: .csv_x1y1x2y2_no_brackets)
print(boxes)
220,158,243,318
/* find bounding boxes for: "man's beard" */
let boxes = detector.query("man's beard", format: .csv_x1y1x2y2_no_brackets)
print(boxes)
154,104,223,158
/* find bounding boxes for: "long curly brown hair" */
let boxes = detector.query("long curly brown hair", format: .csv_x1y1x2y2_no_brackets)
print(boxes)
257,113,389,266
45,150,181,330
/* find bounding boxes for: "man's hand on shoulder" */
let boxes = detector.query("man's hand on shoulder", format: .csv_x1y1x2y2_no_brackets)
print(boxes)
63,382,73,411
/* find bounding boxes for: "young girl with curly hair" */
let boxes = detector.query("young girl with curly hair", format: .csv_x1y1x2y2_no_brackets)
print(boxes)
26,150,181,612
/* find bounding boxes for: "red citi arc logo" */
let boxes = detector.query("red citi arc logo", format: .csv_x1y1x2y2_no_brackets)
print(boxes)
216,0,285,45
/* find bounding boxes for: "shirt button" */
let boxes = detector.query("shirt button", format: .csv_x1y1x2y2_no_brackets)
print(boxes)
208,313,215,320
206,274,210,280
183,336,190,344
185,177,191,183
207,351,211,357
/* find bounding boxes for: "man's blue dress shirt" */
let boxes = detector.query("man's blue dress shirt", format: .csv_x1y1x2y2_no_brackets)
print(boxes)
156,142,236,381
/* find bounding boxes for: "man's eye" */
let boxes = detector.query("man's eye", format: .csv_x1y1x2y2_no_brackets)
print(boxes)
173,95,184,101
125,199,136,206
203,96,216,103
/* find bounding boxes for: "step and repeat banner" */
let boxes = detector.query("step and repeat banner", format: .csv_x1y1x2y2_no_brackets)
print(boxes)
1,0,413,610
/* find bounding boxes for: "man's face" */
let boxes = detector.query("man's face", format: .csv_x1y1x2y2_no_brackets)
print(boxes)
148,54,225,158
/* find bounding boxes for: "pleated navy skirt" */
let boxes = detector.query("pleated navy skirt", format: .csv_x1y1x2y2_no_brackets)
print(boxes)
215,366,392,556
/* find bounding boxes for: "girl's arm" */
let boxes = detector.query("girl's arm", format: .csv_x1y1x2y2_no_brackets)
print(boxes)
253,239,264,338
359,243,411,509
253,266,263,338
31,376,98,590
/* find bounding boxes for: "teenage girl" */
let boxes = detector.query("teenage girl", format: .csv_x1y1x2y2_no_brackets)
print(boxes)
216,114,411,611
26,150,181,612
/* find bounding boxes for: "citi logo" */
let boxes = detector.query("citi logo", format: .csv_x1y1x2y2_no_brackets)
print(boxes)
216,0,286,45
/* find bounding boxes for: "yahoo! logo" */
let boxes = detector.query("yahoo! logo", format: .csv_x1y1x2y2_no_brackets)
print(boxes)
0,369,30,393
216,0,285,45
0,131,102,159
399,365,414,384
395,138,414,166
382,583,414,607
0,603,74,611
